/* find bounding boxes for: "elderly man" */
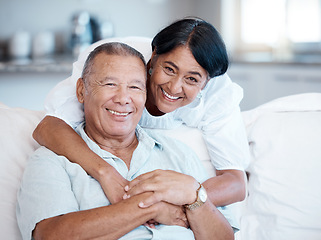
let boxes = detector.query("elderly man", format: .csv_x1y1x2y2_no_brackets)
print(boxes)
16,42,234,240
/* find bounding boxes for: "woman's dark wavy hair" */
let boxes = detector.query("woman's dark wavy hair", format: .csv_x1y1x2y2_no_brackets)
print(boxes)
152,17,229,79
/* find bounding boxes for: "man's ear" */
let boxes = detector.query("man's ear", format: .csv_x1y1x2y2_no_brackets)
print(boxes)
76,78,85,103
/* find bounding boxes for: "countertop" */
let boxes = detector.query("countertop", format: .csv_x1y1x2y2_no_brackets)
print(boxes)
1,53,321,74
0,55,75,74
231,52,321,67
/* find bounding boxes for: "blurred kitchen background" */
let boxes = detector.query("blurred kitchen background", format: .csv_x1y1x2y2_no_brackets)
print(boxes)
0,0,321,111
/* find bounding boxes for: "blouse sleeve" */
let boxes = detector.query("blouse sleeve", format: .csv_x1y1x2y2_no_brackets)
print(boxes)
199,75,250,171
44,60,85,128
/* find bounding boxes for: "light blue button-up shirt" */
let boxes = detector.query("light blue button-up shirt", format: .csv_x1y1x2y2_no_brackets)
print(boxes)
17,123,236,240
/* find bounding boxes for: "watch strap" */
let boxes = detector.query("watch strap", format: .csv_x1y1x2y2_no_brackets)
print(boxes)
184,183,205,210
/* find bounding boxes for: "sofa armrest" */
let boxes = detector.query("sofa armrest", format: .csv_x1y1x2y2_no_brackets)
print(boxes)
239,93,321,240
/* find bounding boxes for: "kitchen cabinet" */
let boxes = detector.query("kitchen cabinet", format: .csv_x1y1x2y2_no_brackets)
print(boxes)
0,57,72,110
0,72,70,111
0,71,70,111
227,63,321,111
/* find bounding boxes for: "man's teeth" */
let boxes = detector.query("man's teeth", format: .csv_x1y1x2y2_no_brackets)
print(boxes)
162,89,179,100
108,110,129,116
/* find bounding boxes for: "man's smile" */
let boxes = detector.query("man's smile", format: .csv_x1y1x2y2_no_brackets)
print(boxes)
107,109,131,116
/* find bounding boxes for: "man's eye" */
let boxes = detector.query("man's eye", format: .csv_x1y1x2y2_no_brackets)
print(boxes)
105,83,116,87
129,85,144,91
130,85,139,89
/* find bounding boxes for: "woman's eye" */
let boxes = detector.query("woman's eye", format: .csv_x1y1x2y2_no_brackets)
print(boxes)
163,66,175,74
105,82,116,87
186,77,198,84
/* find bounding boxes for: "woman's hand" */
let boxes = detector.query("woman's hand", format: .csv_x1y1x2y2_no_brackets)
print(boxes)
124,169,199,207
98,166,129,204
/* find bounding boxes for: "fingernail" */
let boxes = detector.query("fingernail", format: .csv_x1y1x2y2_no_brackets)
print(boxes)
124,185,129,191
138,201,145,208
123,193,129,199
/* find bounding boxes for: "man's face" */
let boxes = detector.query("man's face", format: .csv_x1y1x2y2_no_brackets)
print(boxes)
77,53,146,140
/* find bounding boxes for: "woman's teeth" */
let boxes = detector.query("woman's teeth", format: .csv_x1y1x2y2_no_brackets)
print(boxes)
108,110,129,116
162,89,179,100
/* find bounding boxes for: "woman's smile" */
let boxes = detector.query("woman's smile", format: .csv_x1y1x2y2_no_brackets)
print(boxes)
161,88,181,101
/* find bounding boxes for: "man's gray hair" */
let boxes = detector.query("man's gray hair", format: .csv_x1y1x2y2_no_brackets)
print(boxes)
81,42,147,83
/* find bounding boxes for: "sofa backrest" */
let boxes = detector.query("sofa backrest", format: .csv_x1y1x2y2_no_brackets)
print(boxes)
0,105,45,239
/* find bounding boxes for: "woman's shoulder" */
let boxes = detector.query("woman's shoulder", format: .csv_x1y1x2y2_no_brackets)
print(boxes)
202,73,243,99
181,73,243,110
200,74,243,113
174,74,243,126
139,108,181,129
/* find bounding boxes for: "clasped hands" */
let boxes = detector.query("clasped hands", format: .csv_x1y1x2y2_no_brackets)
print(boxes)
101,168,200,229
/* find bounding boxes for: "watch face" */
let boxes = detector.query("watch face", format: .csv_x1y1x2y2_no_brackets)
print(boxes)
199,187,207,202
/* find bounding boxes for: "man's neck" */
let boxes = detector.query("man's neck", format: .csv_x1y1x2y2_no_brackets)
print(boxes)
101,136,138,169
86,129,138,169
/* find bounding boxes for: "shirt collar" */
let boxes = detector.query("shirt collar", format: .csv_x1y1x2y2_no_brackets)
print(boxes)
75,122,162,158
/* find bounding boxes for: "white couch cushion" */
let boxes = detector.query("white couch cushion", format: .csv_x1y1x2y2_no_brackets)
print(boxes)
240,93,321,240
0,104,44,239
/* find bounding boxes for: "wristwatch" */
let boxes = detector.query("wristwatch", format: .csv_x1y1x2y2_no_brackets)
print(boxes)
185,183,208,210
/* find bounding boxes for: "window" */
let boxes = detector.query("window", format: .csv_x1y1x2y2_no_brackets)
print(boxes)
223,0,321,59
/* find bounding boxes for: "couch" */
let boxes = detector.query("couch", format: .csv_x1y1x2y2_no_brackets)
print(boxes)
1,92,321,240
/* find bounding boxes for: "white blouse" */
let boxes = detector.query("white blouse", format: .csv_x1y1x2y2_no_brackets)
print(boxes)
45,37,250,171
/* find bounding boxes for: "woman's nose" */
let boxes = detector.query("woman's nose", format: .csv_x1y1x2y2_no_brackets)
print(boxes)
168,77,183,94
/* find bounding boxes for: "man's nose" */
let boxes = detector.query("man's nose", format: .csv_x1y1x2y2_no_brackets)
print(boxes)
114,85,131,105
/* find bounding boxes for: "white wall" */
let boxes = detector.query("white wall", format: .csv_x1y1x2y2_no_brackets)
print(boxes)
0,0,224,110
0,0,222,53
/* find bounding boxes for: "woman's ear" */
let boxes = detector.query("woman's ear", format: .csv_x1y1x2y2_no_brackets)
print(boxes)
149,50,157,68
201,77,210,90
76,78,85,103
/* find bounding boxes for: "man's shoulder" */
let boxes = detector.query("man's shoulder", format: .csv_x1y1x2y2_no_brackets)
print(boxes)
27,146,67,169
31,146,59,158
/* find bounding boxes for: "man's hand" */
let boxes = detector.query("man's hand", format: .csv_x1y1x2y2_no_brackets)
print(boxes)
152,201,189,228
123,169,199,207
98,166,129,204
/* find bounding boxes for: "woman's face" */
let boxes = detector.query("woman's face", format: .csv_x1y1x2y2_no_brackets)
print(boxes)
147,45,209,115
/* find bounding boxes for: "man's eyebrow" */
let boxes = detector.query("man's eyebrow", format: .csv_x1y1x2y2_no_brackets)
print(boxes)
164,61,203,78
97,78,146,86
130,79,146,86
